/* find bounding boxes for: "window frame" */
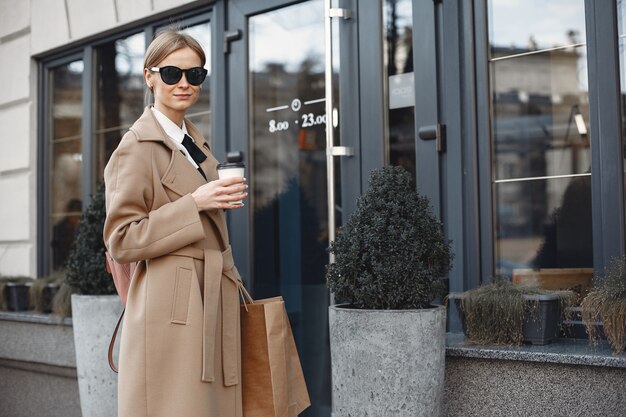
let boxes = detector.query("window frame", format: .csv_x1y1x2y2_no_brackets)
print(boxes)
470,0,625,288
37,9,214,277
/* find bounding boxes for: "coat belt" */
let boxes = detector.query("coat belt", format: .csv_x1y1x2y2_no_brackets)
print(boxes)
201,246,242,386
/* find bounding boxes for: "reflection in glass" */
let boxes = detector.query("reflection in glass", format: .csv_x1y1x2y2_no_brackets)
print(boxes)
49,60,83,271
495,176,592,275
249,1,330,415
94,32,145,178
180,22,211,138
384,0,415,178
489,0,593,277
489,0,586,51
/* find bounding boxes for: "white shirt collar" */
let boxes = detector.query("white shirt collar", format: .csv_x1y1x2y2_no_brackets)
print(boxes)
150,106,188,144
150,106,199,168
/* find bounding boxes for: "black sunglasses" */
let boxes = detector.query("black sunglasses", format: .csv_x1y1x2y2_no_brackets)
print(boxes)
150,66,208,86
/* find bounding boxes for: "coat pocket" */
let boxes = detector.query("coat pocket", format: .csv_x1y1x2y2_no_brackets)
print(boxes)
171,266,193,324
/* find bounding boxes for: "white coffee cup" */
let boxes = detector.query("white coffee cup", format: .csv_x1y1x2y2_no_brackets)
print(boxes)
217,162,245,205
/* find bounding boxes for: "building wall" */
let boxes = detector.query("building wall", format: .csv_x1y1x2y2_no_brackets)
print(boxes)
0,0,203,277
0,0,35,277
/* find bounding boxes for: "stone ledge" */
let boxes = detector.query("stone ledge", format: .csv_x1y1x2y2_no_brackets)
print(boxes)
0,312,76,368
446,332,626,369
0,358,76,377
0,311,72,326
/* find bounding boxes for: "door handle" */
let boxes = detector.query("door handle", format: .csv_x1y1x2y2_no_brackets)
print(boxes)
418,123,446,153
224,30,242,54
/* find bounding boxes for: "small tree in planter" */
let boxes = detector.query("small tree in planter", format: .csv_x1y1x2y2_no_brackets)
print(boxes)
66,182,115,296
326,166,452,417
582,256,626,353
65,182,121,417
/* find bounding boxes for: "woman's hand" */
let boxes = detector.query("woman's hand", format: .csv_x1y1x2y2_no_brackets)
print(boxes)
191,177,248,211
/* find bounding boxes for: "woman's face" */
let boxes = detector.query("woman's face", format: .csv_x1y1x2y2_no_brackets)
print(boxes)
145,46,203,125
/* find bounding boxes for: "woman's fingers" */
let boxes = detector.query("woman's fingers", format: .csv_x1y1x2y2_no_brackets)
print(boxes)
192,177,248,211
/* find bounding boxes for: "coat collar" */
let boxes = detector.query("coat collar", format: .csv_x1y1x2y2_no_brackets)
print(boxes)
131,106,211,152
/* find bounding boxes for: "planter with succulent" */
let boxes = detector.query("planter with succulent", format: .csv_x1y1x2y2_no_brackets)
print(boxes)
581,256,626,353
65,182,121,417
327,166,452,417
449,280,574,346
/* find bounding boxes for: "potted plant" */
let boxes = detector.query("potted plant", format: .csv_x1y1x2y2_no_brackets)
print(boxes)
326,166,452,417
65,182,121,417
449,280,574,345
581,256,626,353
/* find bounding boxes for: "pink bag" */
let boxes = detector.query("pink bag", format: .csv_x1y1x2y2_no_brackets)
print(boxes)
104,251,137,306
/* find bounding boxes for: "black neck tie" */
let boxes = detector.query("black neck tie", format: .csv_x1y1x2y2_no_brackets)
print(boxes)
181,134,207,180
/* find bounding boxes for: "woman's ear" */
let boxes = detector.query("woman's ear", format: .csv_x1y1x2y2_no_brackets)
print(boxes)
144,68,153,89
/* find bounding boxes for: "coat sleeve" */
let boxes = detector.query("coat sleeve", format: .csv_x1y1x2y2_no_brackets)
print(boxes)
103,131,206,264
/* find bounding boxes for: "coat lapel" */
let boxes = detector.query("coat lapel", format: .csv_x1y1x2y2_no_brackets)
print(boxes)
130,107,209,198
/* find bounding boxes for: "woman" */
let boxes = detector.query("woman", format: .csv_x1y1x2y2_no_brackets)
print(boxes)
103,30,247,417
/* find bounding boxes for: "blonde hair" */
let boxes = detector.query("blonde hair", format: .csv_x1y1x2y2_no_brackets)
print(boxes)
144,29,206,69
144,29,206,98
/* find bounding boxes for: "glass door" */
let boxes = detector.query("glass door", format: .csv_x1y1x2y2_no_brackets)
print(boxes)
226,1,347,415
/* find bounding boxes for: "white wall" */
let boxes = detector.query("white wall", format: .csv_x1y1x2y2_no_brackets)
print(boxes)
0,0,202,277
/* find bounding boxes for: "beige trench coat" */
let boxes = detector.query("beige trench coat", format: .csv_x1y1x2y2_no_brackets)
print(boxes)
103,107,243,417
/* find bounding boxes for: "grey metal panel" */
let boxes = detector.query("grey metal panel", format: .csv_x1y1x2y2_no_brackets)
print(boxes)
226,0,252,287
413,0,441,213
211,2,226,162
82,46,93,208
585,0,625,272
358,0,385,191
438,0,482,333
37,63,50,277
474,0,494,285
230,0,303,15
457,0,481,292
338,0,360,221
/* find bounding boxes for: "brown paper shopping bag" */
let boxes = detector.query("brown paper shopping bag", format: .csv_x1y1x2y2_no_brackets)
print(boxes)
240,296,311,417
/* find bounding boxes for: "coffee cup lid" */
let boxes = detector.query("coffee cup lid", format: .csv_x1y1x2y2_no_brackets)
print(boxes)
217,162,245,169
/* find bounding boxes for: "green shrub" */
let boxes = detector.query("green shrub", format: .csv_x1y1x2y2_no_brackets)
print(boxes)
326,166,452,310
65,183,115,295
582,256,626,353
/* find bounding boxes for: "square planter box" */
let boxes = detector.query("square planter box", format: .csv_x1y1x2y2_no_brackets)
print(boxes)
450,293,563,345
4,282,32,311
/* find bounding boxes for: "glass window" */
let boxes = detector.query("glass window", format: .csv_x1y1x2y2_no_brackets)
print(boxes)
42,14,212,276
49,60,84,271
488,0,593,279
383,0,415,178
94,32,146,180
249,1,331,414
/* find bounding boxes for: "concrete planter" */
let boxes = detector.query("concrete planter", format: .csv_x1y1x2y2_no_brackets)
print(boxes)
329,304,446,417
71,294,122,417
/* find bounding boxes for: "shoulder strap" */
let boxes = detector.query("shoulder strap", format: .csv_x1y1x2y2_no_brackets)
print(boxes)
108,308,125,373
